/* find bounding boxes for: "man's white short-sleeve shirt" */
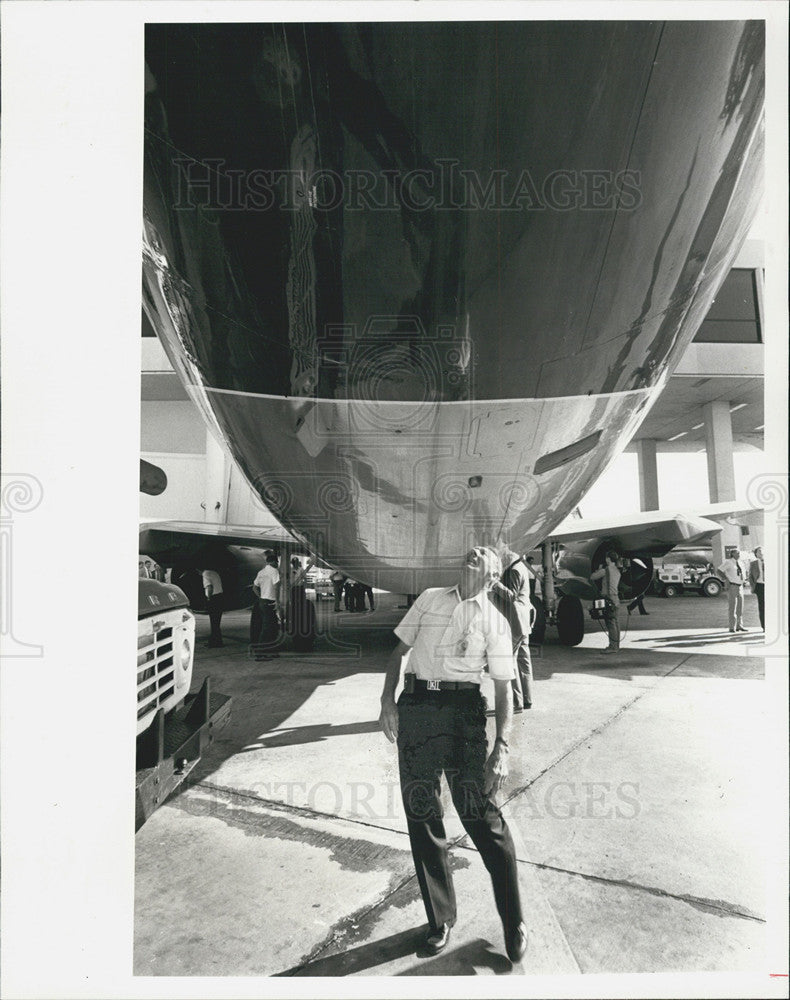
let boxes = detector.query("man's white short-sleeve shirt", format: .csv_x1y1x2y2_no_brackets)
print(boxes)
394,586,515,684
254,564,280,600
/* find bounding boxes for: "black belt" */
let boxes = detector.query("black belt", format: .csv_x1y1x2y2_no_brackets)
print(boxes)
410,676,479,692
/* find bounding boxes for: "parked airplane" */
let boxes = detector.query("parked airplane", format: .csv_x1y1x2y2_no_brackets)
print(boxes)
139,501,757,645
141,21,764,641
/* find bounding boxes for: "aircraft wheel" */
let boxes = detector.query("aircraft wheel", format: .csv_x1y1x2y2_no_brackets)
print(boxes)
701,578,722,597
530,597,546,646
557,595,584,646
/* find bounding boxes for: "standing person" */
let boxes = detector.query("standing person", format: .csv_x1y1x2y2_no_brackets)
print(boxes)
252,549,282,660
286,556,315,649
201,569,225,648
749,547,765,631
719,549,748,633
525,556,538,600
362,583,376,612
343,578,355,612
591,551,621,653
489,546,534,711
331,570,346,613
378,547,527,963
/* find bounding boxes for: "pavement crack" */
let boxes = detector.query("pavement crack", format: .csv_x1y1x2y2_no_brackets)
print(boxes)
503,656,692,807
528,860,765,923
278,869,422,975
189,778,413,840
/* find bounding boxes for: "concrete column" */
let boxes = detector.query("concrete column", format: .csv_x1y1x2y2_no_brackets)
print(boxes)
703,400,739,567
204,429,230,524
636,439,660,511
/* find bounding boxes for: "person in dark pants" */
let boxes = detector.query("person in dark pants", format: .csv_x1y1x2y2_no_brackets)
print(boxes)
201,569,224,647
591,551,621,653
343,578,355,611
378,546,527,964
489,546,534,711
251,549,281,660
331,570,346,612
286,556,316,651
350,580,367,612
749,547,765,631
362,583,376,611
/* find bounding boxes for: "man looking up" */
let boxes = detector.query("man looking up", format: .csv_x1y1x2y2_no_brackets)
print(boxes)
378,547,527,964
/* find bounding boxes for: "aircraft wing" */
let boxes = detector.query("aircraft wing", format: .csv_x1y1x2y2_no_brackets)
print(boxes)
139,519,320,567
140,519,299,552
548,501,762,553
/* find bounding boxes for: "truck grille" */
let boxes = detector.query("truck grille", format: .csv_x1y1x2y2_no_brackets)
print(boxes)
137,624,177,721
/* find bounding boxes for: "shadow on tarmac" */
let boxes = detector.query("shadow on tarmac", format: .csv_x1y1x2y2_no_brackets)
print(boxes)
184,602,399,787
239,718,383,750
279,926,513,977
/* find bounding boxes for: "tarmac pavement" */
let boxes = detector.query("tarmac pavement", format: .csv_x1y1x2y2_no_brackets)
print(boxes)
134,589,771,978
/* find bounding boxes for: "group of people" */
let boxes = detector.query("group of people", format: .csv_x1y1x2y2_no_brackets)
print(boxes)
199,551,321,658
587,544,768,654
718,546,765,633
330,571,375,613
249,551,318,659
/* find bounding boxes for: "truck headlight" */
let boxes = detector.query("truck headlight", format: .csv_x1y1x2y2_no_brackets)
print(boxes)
179,637,191,671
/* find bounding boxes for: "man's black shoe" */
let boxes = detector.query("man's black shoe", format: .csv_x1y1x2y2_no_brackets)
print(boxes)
425,922,451,956
505,921,528,963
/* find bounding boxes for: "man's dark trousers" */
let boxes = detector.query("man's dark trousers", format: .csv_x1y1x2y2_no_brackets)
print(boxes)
207,594,224,643
754,582,764,630
397,688,523,934
252,598,279,653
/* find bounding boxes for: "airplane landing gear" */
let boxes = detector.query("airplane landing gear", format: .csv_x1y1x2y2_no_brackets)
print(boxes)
557,595,584,646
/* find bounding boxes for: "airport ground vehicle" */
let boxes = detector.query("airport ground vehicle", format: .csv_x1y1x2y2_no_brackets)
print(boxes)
651,565,724,598
136,579,231,829
137,578,196,734
305,569,334,600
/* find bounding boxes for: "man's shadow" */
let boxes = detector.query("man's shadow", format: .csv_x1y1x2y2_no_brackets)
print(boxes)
282,927,513,976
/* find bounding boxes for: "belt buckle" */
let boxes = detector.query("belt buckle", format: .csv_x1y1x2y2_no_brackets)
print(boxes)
426,679,441,691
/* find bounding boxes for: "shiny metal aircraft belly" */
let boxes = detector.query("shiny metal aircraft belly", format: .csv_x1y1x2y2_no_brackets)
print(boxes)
143,21,764,592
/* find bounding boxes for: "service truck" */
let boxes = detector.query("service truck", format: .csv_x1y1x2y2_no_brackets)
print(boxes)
136,578,231,829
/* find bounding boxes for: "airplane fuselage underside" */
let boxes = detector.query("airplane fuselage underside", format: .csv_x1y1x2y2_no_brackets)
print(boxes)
143,21,764,591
